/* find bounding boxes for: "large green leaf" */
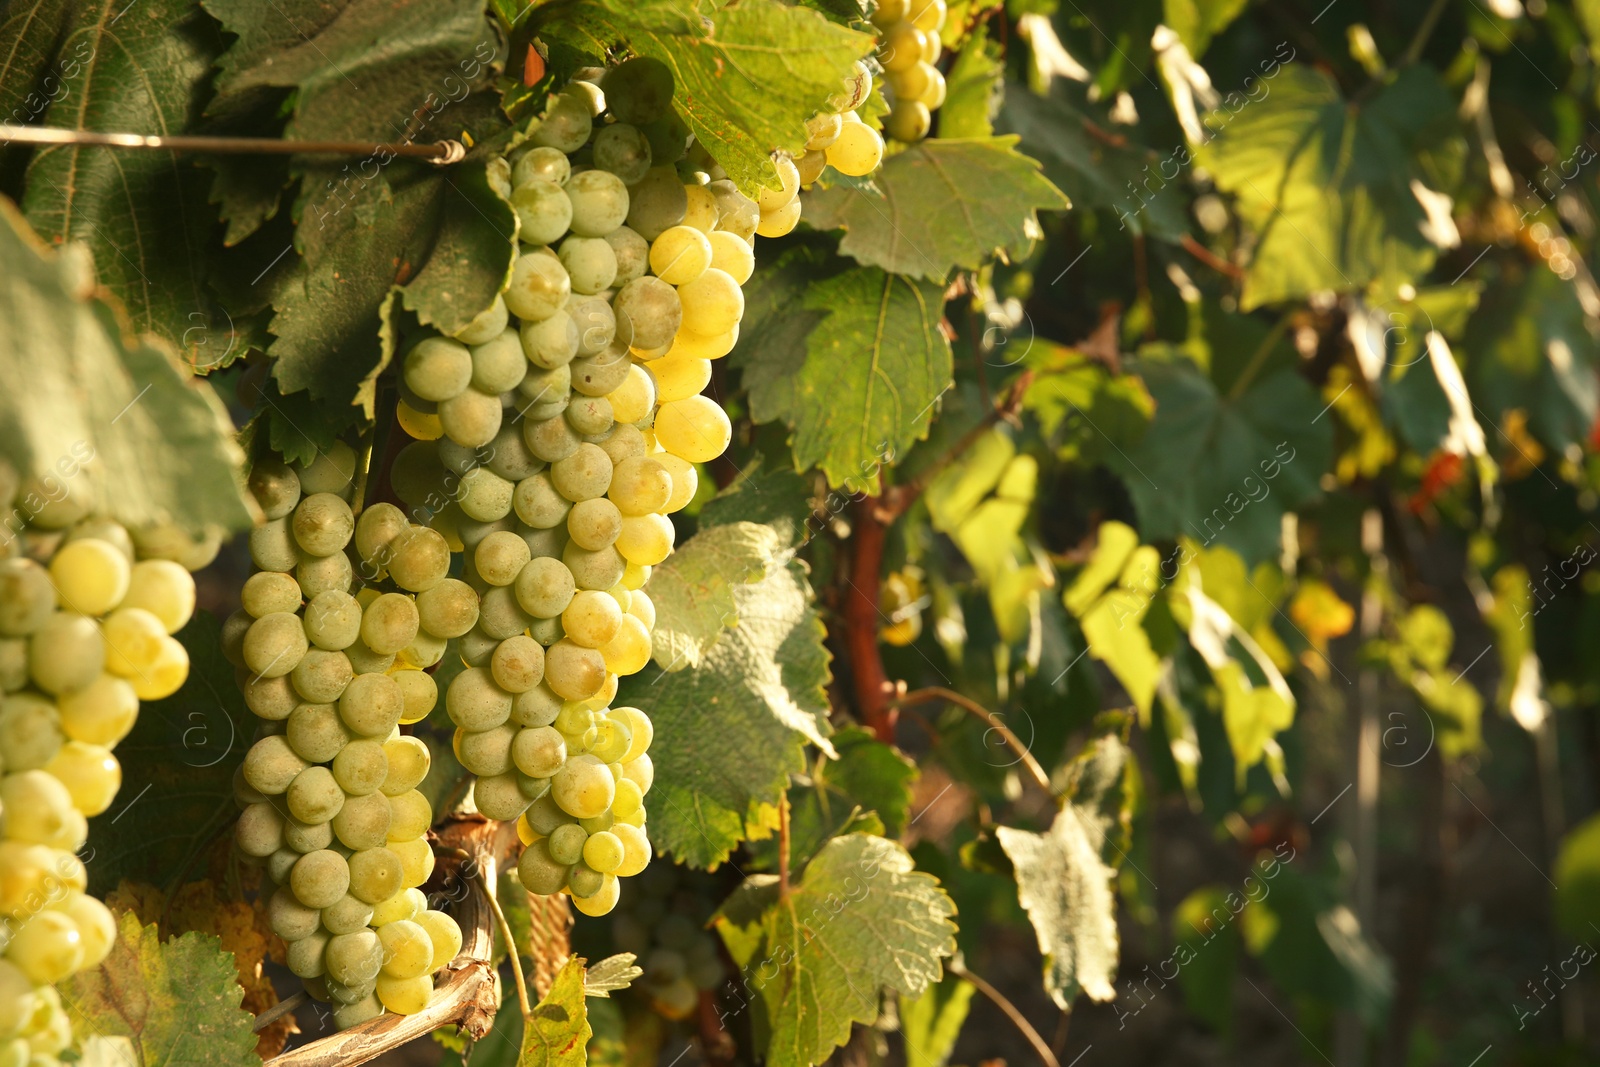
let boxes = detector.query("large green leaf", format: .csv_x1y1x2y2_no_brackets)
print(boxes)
644,519,783,671
0,200,253,534
732,835,957,1067
757,727,918,868
734,250,953,491
996,729,1129,1008
532,0,874,194
804,138,1068,281
1198,64,1465,309
696,459,818,548
63,913,258,1067
519,957,590,1067
1110,352,1331,565
998,88,1191,242
205,0,512,416
84,613,249,893
623,559,832,868
1022,343,1155,464
16,0,224,358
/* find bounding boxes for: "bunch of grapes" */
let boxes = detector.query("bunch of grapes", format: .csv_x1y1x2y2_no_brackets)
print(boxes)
226,452,462,1029
383,58,755,920
873,0,948,143
0,470,201,1067
795,60,885,187
608,864,725,1020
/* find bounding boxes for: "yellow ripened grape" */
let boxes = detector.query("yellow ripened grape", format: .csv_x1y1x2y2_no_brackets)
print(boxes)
707,231,754,285
378,919,433,979
648,226,712,285
397,399,443,441
908,0,945,32
611,777,644,819
600,614,652,676
57,674,138,746
544,640,607,702
7,911,84,985
654,396,732,464
611,822,652,877
682,183,718,232
891,61,933,103
415,910,462,972
48,539,129,616
607,365,656,424
0,770,77,846
797,149,828,187
613,706,655,761
886,100,932,143
919,66,947,110
608,456,674,516
756,156,801,212
122,559,196,633
130,635,188,700
57,893,116,969
626,586,656,628
582,830,624,874
616,514,675,567
653,453,698,513
646,355,710,409
572,874,620,917
880,22,924,72
551,753,614,819
806,111,843,150
99,606,166,679
561,590,623,649
392,668,439,725
29,613,105,696
392,835,436,888
44,741,120,816
376,973,433,1014
755,198,802,237
664,322,739,360
677,268,743,338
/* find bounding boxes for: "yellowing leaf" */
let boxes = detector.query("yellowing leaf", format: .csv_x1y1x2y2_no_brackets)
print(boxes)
521,957,590,1067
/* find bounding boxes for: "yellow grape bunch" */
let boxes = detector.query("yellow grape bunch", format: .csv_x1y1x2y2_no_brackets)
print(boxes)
874,0,948,143
387,57,756,918
795,60,885,187
224,449,462,1029
0,467,202,1067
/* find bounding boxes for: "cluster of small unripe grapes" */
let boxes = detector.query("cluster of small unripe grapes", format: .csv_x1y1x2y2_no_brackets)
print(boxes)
384,58,756,920
608,864,724,1020
794,60,885,187
0,470,200,1067
225,450,462,1029
874,0,948,143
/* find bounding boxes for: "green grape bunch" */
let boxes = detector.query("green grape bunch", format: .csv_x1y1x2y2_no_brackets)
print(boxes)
384,57,767,919
873,0,948,143
225,451,462,1029
0,463,205,1067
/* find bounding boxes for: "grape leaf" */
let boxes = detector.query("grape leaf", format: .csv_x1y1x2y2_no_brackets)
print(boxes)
939,24,1002,139
204,0,511,416
752,726,917,868
84,613,251,892
1022,343,1155,463
734,252,953,492
1197,64,1465,309
998,88,1191,242
741,835,957,1067
804,137,1068,281
63,912,258,1067
901,976,976,1067
644,519,783,671
697,458,818,548
16,0,226,359
996,728,1130,1008
0,202,253,536
1109,352,1332,565
520,957,590,1067
623,559,833,868
532,0,875,195
1163,0,1249,57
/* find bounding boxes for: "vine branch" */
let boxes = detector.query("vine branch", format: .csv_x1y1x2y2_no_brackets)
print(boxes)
890,687,1051,793
947,962,1061,1067
777,792,793,901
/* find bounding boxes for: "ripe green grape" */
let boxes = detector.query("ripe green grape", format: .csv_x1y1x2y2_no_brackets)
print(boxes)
292,493,354,558
415,578,479,639
437,387,503,449
247,458,303,521
333,737,389,795
551,444,613,502
707,180,759,241
387,789,433,842
333,791,392,850
601,57,675,125
566,169,630,237
551,752,615,819
561,590,623,649
593,123,653,184
28,613,104,696
566,395,615,437
470,329,529,396
520,309,580,369
605,226,651,286
530,90,593,153
544,640,607,702
380,736,431,796
583,830,624,873
625,167,689,242
360,593,419,657
291,849,351,909
456,724,516,776
325,928,384,986
452,294,510,346
445,667,513,731
348,846,405,904
558,236,619,294
512,179,573,245
243,571,302,618
404,337,473,402
305,590,362,650
387,527,451,593
570,349,632,398
517,839,571,895
512,145,572,188
514,557,576,619
292,648,353,703
339,672,405,737
506,252,574,322
393,668,438,725
288,702,353,764
455,468,514,523
477,585,533,641
491,635,546,694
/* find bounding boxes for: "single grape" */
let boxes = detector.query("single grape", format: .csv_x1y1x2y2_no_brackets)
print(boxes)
248,458,303,521
506,252,573,322
339,672,405,737
388,527,451,592
291,849,351,909
647,353,712,406
438,387,503,449
654,395,733,464
361,593,419,657
571,349,633,398
349,846,406,904
601,57,675,124
333,790,393,850
543,640,607,702
886,99,932,142
445,667,513,731
530,90,594,153
593,123,654,185
452,294,510,346
7,911,84,985
471,329,529,395
333,737,389,795
512,179,573,245
567,169,631,237
708,180,759,241
625,167,689,241
558,235,619,294
404,337,473,403
512,146,572,188
518,839,571,895
48,538,128,616
491,634,546,693
57,674,138,746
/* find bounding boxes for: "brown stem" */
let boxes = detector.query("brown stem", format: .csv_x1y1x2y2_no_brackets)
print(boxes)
891,687,1051,793
484,877,533,1020
777,793,793,900
947,963,1061,1067
845,492,893,741
0,123,463,163
1179,233,1244,279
